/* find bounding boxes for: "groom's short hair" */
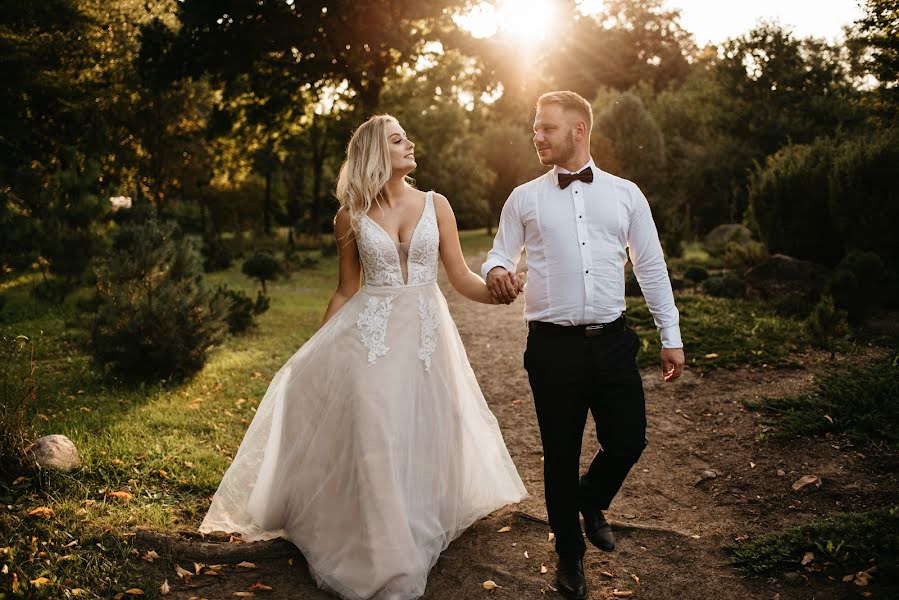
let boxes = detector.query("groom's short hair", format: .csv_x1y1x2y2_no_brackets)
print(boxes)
536,91,593,131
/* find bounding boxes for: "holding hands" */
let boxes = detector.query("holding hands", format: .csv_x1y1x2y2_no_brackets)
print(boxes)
486,267,526,304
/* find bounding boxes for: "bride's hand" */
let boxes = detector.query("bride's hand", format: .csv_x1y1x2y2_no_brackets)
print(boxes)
514,272,526,294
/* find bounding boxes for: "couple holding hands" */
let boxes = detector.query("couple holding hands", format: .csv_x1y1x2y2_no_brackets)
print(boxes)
200,90,685,600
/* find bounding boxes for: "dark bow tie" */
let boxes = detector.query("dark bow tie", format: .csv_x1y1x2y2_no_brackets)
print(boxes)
557,167,593,189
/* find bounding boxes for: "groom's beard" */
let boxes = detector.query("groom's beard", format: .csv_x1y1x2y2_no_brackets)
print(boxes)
536,130,576,166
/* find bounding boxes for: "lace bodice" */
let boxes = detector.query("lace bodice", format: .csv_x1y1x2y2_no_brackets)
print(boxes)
356,191,439,287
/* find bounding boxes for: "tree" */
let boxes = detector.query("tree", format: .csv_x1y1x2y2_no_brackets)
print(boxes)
595,92,666,194
856,0,899,110
551,0,696,96
147,0,468,113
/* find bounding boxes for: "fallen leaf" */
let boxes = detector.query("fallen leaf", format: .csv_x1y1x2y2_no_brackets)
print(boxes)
160,579,170,595
540,565,548,574
65,540,79,548
631,574,640,585
233,593,255,598
28,507,54,518
193,562,205,575
749,461,756,469
111,459,123,465
548,532,555,542
482,580,501,590
612,591,634,597
801,552,815,566
600,570,615,578
159,469,169,479
497,526,511,533
203,570,220,576
843,574,855,582
524,550,529,559
71,589,86,596
30,577,51,587
175,564,192,581
12,476,27,486
248,582,273,591
236,561,256,569
113,594,124,600
107,491,133,501
142,550,160,562
792,475,821,492
854,571,871,586
704,353,719,358
125,589,144,595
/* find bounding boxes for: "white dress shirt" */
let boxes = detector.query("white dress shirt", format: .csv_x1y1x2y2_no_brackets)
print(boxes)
482,159,683,348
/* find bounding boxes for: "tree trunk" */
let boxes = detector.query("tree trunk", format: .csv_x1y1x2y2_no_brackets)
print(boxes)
263,169,272,235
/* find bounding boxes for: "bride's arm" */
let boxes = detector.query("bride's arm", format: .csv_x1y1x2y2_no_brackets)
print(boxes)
321,208,363,325
434,193,506,305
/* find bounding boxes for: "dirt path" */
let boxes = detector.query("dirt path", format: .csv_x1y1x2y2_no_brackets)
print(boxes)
145,255,897,599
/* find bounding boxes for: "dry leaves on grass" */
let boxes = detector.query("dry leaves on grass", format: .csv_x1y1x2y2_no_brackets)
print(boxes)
27,507,54,518
160,579,170,595
497,526,512,533
236,561,257,569
107,491,133,501
482,580,501,590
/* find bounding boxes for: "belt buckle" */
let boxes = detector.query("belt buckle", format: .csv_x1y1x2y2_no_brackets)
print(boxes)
585,324,603,337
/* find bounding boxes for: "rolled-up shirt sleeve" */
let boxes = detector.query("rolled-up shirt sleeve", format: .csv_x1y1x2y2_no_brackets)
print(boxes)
481,190,525,279
626,186,683,349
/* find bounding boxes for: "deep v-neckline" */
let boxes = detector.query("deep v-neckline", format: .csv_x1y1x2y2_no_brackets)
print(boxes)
363,191,432,285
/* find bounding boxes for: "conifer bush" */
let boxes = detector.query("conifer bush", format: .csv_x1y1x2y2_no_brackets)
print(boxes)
89,218,227,382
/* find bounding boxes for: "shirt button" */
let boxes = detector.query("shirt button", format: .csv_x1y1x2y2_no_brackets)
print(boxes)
582,242,585,245
585,270,589,274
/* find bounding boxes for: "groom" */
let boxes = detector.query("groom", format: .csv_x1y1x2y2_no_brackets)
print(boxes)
483,91,685,600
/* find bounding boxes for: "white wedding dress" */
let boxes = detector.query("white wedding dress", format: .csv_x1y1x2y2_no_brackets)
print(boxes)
199,191,527,600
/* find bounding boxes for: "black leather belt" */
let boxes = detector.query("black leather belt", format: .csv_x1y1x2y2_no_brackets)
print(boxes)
527,314,627,337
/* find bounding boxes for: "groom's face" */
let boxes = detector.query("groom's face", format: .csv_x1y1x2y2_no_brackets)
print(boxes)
533,104,576,167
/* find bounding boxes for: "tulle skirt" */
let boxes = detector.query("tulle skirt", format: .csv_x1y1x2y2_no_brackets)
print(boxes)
199,281,527,600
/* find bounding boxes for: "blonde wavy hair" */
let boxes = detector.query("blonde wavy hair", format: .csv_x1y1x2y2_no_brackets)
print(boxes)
335,114,412,230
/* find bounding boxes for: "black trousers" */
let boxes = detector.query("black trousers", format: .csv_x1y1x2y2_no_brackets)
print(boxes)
524,324,647,557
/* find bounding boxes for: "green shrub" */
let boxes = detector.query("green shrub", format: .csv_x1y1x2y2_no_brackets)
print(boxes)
829,250,897,323
829,128,899,270
683,265,709,283
89,218,228,382
702,273,746,298
772,291,816,319
202,234,235,272
747,137,844,265
732,507,899,578
804,295,848,355
751,355,899,446
723,240,768,270
212,286,271,334
242,251,283,295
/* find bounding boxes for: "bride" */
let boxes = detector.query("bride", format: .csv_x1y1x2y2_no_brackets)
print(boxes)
199,114,527,600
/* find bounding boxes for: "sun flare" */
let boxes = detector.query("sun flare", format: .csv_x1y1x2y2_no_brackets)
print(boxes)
455,0,560,41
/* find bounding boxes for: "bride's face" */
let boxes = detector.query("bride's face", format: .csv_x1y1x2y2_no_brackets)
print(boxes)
385,120,416,176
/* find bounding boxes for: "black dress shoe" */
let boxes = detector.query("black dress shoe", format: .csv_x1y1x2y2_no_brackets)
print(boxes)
582,505,616,551
556,555,587,600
